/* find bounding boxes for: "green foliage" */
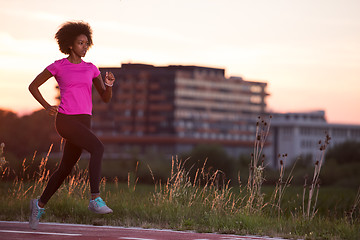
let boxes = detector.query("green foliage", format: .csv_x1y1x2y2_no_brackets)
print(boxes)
321,159,360,187
265,141,360,188
320,141,360,187
1,110,360,239
1,145,360,240
95,147,172,185
0,109,57,158
1,181,359,239
180,144,235,182
325,141,360,164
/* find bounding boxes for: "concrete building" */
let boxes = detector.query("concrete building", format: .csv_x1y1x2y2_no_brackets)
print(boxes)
92,63,268,159
265,110,360,168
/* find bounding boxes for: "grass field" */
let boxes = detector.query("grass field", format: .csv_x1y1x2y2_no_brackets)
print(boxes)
0,118,359,239
0,155,359,240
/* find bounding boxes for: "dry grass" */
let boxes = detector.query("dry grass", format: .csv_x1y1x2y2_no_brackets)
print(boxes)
347,186,360,224
303,133,331,219
2,143,97,201
151,156,241,214
270,153,296,217
0,116,359,239
245,116,271,214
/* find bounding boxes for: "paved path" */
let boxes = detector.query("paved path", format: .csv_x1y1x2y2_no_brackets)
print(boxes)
0,221,286,240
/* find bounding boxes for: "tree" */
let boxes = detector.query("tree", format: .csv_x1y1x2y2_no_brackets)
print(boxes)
0,109,57,159
320,141,360,187
181,144,235,183
325,141,360,164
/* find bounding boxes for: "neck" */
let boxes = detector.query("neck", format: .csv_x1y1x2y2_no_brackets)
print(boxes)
67,54,82,64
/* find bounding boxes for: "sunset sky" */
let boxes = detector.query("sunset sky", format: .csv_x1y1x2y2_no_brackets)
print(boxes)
1,0,360,124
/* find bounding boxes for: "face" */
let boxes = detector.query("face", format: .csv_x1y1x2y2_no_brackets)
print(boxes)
69,34,89,58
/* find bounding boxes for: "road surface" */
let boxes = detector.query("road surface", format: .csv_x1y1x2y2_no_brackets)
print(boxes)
0,221,288,240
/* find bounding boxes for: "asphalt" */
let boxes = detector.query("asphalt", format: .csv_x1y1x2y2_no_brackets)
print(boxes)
0,221,287,240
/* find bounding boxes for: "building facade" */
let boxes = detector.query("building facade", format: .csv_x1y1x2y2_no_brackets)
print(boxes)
265,111,360,168
92,63,268,159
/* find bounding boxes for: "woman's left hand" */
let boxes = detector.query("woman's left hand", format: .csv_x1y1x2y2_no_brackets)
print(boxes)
105,72,115,87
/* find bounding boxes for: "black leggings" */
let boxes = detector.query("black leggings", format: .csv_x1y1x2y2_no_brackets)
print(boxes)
39,113,104,204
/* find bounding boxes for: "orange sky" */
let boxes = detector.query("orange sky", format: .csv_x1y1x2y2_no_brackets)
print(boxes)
1,0,360,124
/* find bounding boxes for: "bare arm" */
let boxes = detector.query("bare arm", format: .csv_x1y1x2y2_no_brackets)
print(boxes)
28,69,58,116
93,72,115,103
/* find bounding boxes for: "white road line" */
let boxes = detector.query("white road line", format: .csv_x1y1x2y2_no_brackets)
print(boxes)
0,221,287,240
0,229,82,236
119,237,155,240
221,237,283,240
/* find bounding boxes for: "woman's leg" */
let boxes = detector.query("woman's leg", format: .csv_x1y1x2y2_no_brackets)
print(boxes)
53,114,104,196
39,141,82,205
39,114,104,205
59,121,104,197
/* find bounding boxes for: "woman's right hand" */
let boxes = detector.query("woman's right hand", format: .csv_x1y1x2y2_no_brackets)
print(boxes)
29,69,55,114
46,106,59,116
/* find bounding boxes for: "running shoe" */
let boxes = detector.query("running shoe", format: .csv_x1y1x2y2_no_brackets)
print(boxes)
29,199,45,230
88,197,113,214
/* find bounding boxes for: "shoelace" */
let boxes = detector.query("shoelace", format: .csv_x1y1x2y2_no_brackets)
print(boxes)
32,204,45,219
93,197,106,208
37,208,45,219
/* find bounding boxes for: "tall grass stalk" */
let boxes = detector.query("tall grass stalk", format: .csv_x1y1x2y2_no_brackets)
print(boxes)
0,143,6,166
348,186,360,224
303,133,331,219
3,144,95,200
245,116,271,214
152,156,240,214
127,161,139,192
2,118,360,239
271,154,296,217
0,142,9,179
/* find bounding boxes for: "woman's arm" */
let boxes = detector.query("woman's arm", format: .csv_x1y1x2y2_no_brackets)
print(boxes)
29,69,58,116
93,72,115,103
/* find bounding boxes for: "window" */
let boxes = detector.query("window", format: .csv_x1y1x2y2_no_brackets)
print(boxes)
332,128,347,137
300,128,311,135
301,140,313,149
137,110,144,117
350,130,360,138
282,127,293,136
250,96,262,104
250,85,262,93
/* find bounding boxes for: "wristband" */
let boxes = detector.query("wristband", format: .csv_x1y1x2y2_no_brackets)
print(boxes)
105,82,113,87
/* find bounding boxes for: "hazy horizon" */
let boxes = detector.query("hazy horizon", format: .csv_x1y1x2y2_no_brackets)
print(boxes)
1,0,360,124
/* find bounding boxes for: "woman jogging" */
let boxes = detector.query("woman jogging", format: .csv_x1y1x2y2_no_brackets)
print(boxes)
28,21,115,230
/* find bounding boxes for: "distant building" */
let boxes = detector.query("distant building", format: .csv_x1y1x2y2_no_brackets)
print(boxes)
92,63,269,159
265,110,360,168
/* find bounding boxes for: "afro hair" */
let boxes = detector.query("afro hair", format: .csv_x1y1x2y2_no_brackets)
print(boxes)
55,21,93,55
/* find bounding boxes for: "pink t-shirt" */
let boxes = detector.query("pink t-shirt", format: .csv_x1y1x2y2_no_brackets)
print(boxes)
46,58,100,115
